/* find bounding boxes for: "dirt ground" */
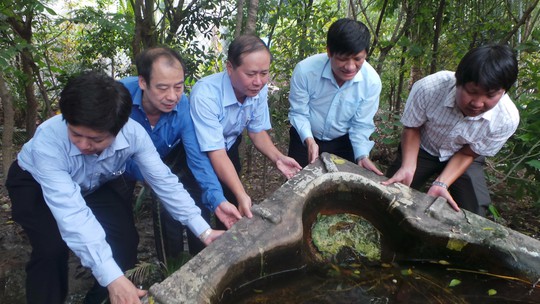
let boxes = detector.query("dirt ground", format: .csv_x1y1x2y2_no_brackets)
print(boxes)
1,141,540,303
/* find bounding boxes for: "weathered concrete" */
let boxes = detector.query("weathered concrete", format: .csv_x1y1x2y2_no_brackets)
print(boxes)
146,153,540,304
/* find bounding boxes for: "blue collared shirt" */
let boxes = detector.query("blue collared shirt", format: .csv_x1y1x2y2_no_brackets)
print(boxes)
17,115,209,287
189,72,272,152
288,53,381,160
120,76,226,211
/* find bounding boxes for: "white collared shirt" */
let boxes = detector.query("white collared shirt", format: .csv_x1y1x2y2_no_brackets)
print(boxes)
401,71,519,161
189,72,272,152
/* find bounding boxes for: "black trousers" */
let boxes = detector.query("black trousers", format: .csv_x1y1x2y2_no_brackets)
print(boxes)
121,143,210,263
214,136,243,230
288,126,355,168
6,161,139,304
151,143,210,261
385,147,490,216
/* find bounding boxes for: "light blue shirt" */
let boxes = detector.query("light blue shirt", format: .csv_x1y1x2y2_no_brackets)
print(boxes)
17,115,209,287
288,53,381,160
189,72,272,152
120,76,226,211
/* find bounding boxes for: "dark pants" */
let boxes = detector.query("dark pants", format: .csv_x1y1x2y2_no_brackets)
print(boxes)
153,143,210,260
288,126,355,168
214,136,243,230
385,147,490,216
5,161,139,304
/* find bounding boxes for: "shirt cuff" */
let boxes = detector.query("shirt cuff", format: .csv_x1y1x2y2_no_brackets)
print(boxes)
185,214,211,237
209,192,228,212
92,257,124,287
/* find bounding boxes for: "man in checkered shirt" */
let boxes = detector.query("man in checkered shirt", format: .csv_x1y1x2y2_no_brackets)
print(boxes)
383,44,519,216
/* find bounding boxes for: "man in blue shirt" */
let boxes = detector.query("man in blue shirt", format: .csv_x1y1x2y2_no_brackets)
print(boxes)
5,71,223,304
190,35,301,226
288,18,383,175
120,47,241,259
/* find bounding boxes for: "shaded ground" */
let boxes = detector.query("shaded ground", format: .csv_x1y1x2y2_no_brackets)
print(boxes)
1,139,539,303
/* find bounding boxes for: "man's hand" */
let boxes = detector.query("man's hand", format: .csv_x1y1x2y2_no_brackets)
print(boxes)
201,229,225,246
305,138,319,165
237,194,253,218
107,276,147,304
357,157,383,175
215,201,242,229
381,166,415,187
427,184,460,212
276,156,302,179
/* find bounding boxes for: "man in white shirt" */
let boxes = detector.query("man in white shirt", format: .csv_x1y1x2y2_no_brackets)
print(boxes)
383,44,519,216
288,18,383,175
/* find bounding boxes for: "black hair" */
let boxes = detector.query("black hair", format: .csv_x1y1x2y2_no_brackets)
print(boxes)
227,35,271,68
327,18,371,56
135,47,186,84
59,71,132,136
455,44,518,92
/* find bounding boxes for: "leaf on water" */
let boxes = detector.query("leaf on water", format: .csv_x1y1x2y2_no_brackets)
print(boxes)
401,268,413,276
488,289,497,296
446,238,468,251
449,279,461,287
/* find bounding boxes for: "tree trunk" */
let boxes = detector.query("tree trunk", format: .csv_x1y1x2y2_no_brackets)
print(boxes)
430,0,446,73
21,51,38,137
235,0,245,37
130,0,157,58
245,0,259,35
0,72,15,184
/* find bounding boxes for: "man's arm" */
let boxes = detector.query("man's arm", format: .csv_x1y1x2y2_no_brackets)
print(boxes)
427,145,477,212
382,127,421,186
207,149,253,218
178,106,242,228
248,130,302,179
349,68,382,174
288,63,317,164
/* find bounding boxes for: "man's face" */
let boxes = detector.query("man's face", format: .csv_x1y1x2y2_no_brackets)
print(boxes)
226,49,271,103
328,49,367,86
68,124,114,155
139,57,185,114
456,82,505,117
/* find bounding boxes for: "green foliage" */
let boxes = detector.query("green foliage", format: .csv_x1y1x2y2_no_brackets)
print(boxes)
71,6,134,77
490,43,540,206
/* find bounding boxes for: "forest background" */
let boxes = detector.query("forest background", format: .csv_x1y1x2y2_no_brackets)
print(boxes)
1,0,540,237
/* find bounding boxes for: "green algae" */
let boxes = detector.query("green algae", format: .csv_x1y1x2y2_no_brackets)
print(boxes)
311,213,382,262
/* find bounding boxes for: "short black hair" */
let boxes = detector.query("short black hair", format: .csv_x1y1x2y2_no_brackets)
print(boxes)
60,71,132,135
455,44,518,92
227,35,271,68
135,47,186,84
327,18,371,56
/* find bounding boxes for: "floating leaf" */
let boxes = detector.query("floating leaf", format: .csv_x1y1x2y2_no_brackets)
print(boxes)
401,268,413,276
488,289,497,296
449,279,461,287
446,238,468,251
